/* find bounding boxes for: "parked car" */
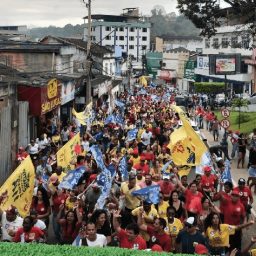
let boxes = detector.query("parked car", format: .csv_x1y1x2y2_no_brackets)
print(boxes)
249,92,256,104
214,93,225,107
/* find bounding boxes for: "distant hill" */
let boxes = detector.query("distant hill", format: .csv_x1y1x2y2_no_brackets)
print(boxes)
28,10,199,41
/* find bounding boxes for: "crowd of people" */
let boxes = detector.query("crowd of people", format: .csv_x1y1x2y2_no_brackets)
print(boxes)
0,85,256,255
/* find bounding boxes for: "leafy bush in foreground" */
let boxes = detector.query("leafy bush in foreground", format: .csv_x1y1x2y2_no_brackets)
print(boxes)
0,242,193,256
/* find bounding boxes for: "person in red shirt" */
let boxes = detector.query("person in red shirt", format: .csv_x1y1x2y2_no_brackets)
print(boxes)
223,190,246,251
201,166,218,198
112,210,147,250
13,216,45,243
138,211,172,252
16,147,29,163
158,174,175,200
233,178,253,215
133,157,150,175
213,181,233,222
140,145,155,162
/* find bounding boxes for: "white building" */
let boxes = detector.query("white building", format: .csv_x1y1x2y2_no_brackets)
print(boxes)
155,35,203,53
83,8,151,62
194,23,253,94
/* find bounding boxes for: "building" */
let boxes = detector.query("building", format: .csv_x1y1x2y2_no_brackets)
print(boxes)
0,25,29,41
155,35,203,53
194,10,253,94
83,8,151,63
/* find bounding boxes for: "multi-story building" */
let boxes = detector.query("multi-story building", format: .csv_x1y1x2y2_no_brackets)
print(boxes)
0,25,28,41
195,19,253,93
155,35,203,53
83,8,151,63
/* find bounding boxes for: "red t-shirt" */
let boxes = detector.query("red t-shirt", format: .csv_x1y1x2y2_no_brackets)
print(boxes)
213,191,231,213
140,152,155,161
60,220,82,244
146,226,172,252
158,180,174,195
133,163,150,175
223,200,245,225
117,228,147,250
52,193,68,214
201,174,217,191
233,187,253,208
32,201,48,216
13,226,44,242
184,189,203,214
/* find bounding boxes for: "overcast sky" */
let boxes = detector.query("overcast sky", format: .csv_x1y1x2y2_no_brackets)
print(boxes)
0,0,179,28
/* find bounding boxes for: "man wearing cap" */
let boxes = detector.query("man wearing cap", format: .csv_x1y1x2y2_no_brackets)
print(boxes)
223,189,246,251
201,166,218,198
175,217,207,254
0,206,23,242
120,173,141,228
233,178,253,215
158,174,175,200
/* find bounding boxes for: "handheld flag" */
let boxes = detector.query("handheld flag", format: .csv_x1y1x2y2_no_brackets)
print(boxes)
127,128,138,142
132,185,160,204
0,156,35,217
168,116,207,166
58,166,86,190
118,156,129,181
221,159,232,183
161,160,173,174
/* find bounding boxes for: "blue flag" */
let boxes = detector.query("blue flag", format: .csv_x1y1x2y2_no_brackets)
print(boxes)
89,145,106,172
132,185,160,204
93,131,103,141
118,156,128,181
58,166,86,190
221,159,232,183
104,114,116,125
127,128,138,142
115,114,124,126
115,100,125,109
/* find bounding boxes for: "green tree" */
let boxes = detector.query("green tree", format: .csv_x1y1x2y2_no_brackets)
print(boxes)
194,82,225,94
176,0,256,38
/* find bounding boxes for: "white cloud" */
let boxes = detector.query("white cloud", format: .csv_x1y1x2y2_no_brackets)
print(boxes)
0,0,178,27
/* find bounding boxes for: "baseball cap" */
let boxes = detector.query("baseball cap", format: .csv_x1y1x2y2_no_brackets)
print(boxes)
185,217,196,227
203,166,211,172
238,178,246,185
216,157,223,162
162,174,170,180
231,190,240,196
194,244,208,255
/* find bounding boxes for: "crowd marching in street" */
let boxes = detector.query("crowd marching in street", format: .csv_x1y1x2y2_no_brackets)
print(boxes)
1,84,256,256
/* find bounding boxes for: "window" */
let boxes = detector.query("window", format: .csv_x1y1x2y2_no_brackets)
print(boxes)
119,36,124,41
212,38,219,49
129,36,134,41
91,36,96,41
106,35,111,40
241,35,250,49
205,39,210,48
129,27,135,32
105,26,111,31
142,45,147,50
221,37,229,48
142,28,147,32
142,36,147,41
129,45,134,49
91,27,95,32
231,36,238,48
119,27,124,31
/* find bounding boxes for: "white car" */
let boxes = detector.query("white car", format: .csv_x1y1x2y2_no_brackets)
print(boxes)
249,92,256,104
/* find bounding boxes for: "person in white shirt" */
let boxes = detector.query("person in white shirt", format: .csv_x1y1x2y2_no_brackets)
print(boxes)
141,129,152,146
0,206,23,241
72,222,107,247
30,210,47,233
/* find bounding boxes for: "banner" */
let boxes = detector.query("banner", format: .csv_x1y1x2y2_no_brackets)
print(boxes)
132,185,160,204
58,166,86,190
0,156,35,217
57,133,80,169
72,102,93,126
168,116,207,166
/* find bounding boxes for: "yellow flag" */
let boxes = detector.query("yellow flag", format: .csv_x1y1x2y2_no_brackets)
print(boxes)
57,133,80,170
0,156,35,217
168,116,207,166
139,76,148,87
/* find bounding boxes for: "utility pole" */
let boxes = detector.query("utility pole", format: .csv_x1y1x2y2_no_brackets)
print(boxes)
85,0,92,105
127,55,131,91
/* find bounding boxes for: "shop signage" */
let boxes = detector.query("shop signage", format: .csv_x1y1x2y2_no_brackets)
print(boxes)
61,80,75,105
41,79,61,115
184,60,196,80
